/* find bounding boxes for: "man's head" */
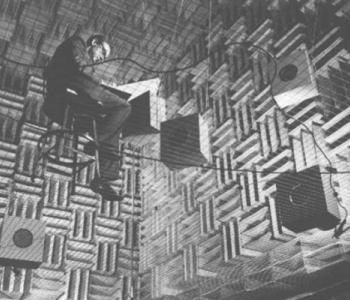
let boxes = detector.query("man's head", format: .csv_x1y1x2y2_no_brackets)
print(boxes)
86,34,111,63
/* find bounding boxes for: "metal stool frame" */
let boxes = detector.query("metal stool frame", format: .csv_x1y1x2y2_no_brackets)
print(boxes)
32,105,101,195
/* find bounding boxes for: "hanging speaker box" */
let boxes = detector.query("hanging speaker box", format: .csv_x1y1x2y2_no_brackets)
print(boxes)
272,44,319,108
118,78,165,137
0,216,46,269
160,113,211,169
123,91,166,137
275,165,340,233
123,91,158,136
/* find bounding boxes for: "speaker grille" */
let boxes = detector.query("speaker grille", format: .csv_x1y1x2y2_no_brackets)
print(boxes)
275,166,340,232
160,114,209,169
13,229,34,248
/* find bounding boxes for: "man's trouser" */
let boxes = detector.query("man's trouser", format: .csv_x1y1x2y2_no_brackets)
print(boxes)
47,73,131,180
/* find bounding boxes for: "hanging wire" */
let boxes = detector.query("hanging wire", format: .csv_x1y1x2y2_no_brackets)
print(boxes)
0,46,206,74
207,0,212,106
1,49,350,176
129,149,137,300
0,0,348,237
262,1,349,235
1,46,350,177
199,0,349,239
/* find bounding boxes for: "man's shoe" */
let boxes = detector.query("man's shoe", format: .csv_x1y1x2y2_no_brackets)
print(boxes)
90,177,123,201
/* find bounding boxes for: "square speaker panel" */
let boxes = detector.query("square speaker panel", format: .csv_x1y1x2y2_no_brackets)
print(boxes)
275,165,340,233
0,216,46,269
123,91,162,137
272,44,318,108
160,114,211,169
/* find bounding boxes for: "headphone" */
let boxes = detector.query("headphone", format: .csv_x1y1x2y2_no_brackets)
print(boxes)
86,34,111,58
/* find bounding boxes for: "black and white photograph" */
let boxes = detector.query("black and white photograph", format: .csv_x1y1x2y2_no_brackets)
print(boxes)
0,0,349,299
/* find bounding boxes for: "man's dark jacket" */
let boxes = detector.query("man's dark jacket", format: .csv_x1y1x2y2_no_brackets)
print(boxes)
44,36,94,124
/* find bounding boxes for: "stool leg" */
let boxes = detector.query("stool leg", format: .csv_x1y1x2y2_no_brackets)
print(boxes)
31,121,54,182
71,133,78,195
92,118,101,179
56,132,65,160
57,104,71,159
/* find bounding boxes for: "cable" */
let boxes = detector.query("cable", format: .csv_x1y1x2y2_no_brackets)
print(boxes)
262,10,349,233
201,0,349,236
0,36,278,76
0,170,348,254
129,152,136,300
29,134,350,175
0,42,350,176
1,45,203,74
1,50,210,74
5,4,350,296
0,4,349,227
2,107,350,177
219,2,350,233
207,0,212,106
1,53,350,177
0,42,241,75
27,144,350,220
272,89,349,235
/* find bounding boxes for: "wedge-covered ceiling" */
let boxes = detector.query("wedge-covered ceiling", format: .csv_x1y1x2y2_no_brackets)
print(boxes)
0,0,212,90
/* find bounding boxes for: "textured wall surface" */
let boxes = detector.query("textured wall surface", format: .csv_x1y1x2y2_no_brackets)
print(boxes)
0,0,350,300
0,73,142,299
139,1,350,300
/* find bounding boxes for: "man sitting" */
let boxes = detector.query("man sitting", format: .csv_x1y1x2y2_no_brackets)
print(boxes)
44,34,131,200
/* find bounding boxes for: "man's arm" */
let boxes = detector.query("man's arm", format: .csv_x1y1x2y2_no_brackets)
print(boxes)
71,36,90,71
70,36,100,84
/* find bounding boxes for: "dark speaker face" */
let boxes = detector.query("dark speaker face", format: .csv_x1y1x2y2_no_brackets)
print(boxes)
288,183,312,206
162,115,199,157
160,114,208,169
275,166,339,232
171,126,189,145
122,91,159,136
279,64,298,82
13,229,33,248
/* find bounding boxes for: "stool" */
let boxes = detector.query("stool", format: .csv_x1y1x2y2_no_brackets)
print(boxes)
32,92,102,195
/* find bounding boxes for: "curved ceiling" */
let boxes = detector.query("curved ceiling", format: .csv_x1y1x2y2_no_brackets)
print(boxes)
0,0,212,89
